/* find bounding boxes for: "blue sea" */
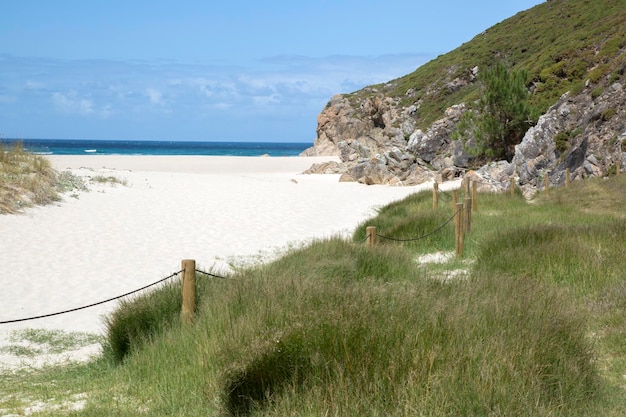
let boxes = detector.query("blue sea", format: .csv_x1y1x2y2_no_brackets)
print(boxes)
3,138,313,157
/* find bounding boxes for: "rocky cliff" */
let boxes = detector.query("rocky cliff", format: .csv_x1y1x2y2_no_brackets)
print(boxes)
301,0,626,197
303,77,626,196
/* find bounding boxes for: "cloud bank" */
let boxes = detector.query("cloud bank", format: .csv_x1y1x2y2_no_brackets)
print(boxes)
0,53,433,141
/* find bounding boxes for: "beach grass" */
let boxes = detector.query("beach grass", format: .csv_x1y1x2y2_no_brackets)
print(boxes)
0,141,130,213
0,141,87,213
0,141,60,213
2,174,626,416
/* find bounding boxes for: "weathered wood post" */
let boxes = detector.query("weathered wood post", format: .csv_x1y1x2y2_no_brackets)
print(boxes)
181,259,196,325
464,197,472,233
366,226,377,249
617,157,621,176
455,202,464,257
510,177,515,196
472,181,478,212
452,190,458,214
433,182,439,209
544,173,550,196
464,177,470,197
565,168,571,187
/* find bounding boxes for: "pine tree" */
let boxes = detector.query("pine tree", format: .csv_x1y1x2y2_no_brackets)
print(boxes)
456,62,532,162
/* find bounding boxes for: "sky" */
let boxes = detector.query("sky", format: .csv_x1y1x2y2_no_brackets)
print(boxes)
0,1,545,143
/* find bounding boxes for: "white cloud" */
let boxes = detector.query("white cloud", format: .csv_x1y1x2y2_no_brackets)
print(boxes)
252,93,281,106
52,92,89,114
24,80,46,90
146,88,164,105
213,102,232,110
51,91,114,118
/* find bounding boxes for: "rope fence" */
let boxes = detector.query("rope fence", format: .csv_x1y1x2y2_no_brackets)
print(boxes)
0,265,228,326
0,177,490,327
376,210,459,242
366,179,477,257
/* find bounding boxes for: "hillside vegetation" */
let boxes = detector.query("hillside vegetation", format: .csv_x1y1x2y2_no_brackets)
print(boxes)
2,175,626,416
353,0,626,129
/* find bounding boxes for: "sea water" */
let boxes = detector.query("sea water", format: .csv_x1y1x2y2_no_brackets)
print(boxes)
2,138,313,157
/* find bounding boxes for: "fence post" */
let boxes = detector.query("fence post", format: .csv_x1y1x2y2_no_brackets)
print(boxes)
565,168,570,187
510,177,515,196
452,190,458,214
433,182,439,209
455,203,464,257
464,197,472,233
472,181,478,212
181,259,196,325
617,157,621,176
366,226,377,249
544,173,550,196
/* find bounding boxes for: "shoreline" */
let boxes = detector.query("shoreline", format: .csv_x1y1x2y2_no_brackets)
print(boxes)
47,155,337,174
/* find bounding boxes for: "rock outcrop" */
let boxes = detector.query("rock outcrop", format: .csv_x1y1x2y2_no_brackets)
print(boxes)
303,78,626,196
509,83,626,196
302,92,470,186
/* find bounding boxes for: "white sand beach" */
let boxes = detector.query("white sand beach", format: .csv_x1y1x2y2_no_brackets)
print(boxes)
0,155,459,368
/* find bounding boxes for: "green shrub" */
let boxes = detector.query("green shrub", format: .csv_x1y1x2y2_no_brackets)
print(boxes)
555,131,571,153
602,107,616,121
103,281,184,363
591,87,605,99
587,64,609,84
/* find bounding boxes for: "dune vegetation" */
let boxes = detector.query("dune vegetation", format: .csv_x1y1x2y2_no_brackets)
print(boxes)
0,141,79,214
2,172,625,416
0,141,130,214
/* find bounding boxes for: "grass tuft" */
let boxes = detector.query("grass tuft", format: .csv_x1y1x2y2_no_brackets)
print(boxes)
0,140,87,213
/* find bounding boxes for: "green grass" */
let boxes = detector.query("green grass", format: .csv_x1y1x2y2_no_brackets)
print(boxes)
2,175,626,416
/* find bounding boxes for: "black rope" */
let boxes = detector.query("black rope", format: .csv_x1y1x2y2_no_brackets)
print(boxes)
377,210,459,242
438,188,453,201
0,270,183,325
195,269,229,280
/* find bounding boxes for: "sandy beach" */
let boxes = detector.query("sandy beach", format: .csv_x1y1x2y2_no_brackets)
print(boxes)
0,155,458,368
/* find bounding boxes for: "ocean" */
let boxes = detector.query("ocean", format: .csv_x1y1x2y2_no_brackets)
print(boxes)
2,138,313,157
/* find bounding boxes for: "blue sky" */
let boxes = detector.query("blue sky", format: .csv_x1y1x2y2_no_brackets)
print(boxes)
0,1,544,142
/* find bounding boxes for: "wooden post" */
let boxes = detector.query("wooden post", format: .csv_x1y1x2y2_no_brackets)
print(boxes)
464,197,472,233
472,181,478,212
544,173,550,196
464,178,470,197
433,182,439,209
455,203,464,257
452,190,458,214
510,177,515,196
181,259,196,325
565,168,570,187
366,226,377,249
617,158,621,176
